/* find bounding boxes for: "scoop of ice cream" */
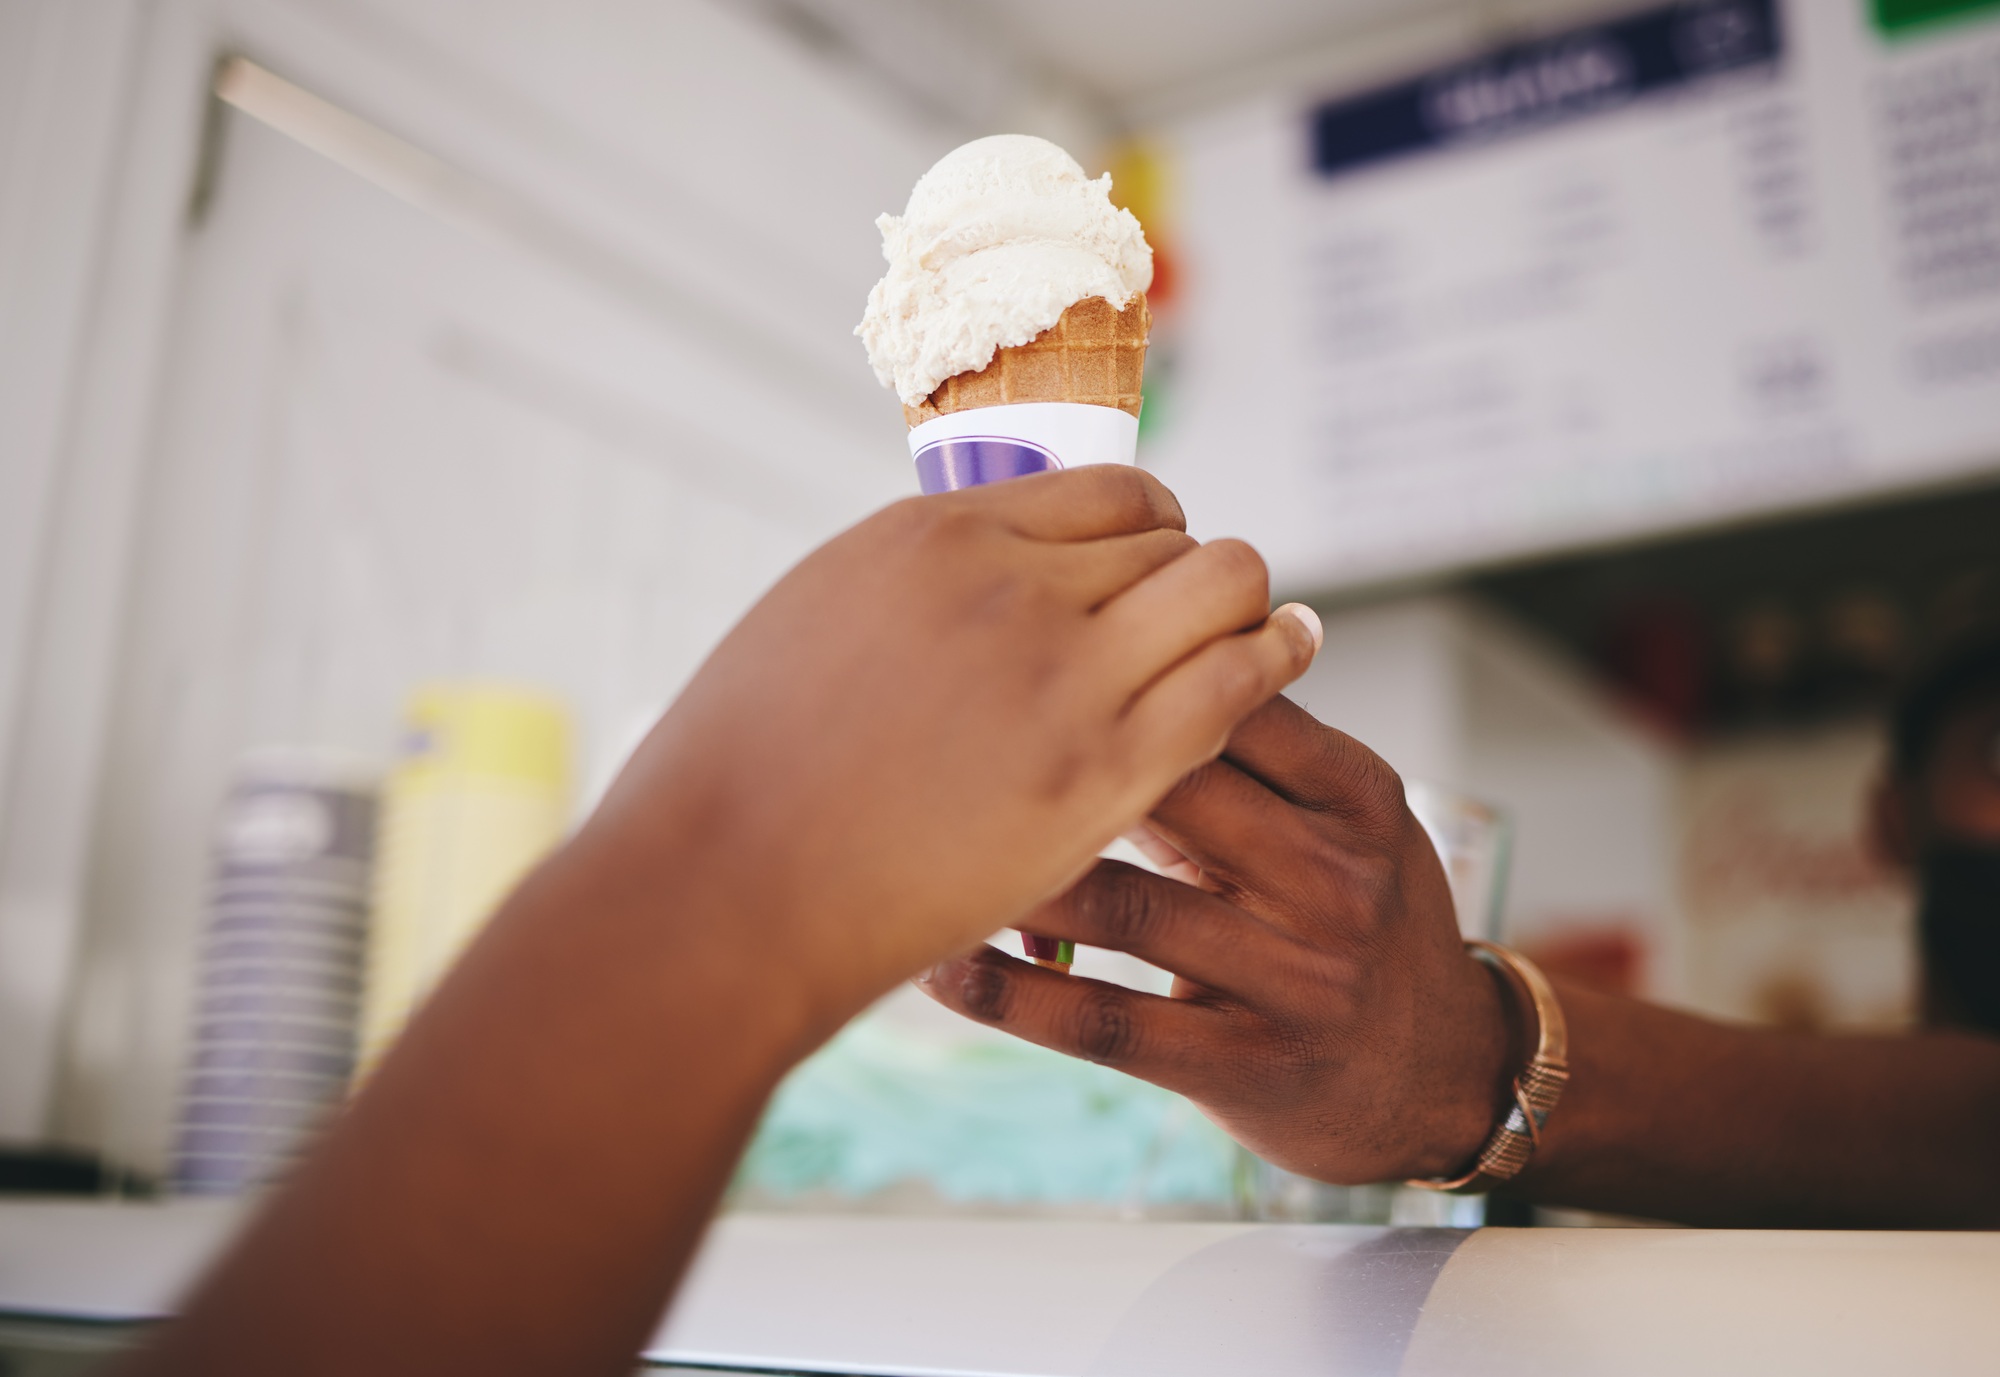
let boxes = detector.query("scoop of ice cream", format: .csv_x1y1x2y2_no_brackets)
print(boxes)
858,134,1153,407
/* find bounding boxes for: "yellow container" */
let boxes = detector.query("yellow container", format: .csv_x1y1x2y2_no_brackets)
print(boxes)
356,686,570,1076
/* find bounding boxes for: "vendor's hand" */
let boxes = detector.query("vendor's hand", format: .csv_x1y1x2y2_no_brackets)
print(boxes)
920,695,1514,1184
578,466,1322,1034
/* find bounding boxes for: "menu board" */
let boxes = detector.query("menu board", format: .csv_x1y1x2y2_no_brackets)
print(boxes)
1147,0,2000,591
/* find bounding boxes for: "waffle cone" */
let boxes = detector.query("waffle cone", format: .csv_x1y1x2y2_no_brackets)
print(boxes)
903,295,1150,428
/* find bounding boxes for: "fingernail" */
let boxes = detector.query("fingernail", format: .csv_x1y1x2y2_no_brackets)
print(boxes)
1278,602,1323,652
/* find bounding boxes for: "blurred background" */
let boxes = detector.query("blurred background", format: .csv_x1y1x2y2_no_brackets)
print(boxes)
2,0,1997,1224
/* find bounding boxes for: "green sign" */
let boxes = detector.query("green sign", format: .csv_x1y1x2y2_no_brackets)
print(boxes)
1871,0,2000,37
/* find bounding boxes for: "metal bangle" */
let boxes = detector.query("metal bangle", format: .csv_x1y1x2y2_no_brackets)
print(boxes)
1406,940,1570,1195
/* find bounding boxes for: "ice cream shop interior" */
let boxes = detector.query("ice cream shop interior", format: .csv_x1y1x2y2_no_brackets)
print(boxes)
6,0,2000,1372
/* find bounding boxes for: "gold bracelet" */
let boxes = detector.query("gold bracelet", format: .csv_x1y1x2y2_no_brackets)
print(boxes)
1406,940,1569,1196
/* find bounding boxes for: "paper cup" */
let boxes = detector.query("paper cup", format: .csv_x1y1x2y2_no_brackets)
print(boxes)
909,402,1139,495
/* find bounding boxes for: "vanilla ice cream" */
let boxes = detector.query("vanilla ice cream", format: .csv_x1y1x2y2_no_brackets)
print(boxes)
858,135,1153,407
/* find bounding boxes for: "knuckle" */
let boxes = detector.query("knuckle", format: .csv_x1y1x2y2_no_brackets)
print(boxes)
1076,464,1157,529
1073,986,1139,1064
1110,466,1185,531
1345,847,1400,905
1129,528,1199,577
868,496,942,554
1075,862,1162,948
877,494,930,528
1203,538,1270,597
1356,757,1406,822
906,501,985,554
1311,739,1408,842
1298,828,1399,926
965,567,1041,627
956,954,1013,1023
1267,1020,1321,1078
1351,877,1404,946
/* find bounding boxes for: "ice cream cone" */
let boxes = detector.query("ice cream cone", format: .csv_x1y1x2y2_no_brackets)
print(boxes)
902,295,1150,429
866,138,1155,983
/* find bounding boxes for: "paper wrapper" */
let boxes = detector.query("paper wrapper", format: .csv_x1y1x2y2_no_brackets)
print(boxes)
901,295,1151,973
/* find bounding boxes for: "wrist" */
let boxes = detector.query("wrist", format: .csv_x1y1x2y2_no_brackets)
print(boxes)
1408,943,1572,1193
1409,949,1524,1179
562,794,890,1057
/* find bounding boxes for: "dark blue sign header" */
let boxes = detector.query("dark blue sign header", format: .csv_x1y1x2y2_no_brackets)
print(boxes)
1310,0,1782,180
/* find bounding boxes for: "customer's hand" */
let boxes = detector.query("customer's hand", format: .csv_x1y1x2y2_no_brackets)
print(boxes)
920,695,1514,1184
580,465,1322,1030
129,471,1323,1377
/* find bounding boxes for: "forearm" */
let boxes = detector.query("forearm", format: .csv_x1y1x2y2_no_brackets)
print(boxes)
1516,986,2000,1227
122,822,838,1377
969,699,2000,1228
107,466,1311,1373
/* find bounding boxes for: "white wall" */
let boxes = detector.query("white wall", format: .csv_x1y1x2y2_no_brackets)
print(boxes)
0,1,148,786
0,0,1707,1170
1293,594,1685,999
0,0,189,1153
1286,596,1464,786
1456,602,1685,1001
0,0,961,1162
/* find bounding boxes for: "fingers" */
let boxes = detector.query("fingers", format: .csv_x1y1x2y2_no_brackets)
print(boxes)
1122,823,1201,886
1094,540,1274,683
918,946,1222,1093
1028,861,1302,996
1145,756,1328,900
1216,695,1406,837
1050,528,1199,608
1116,605,1321,788
965,464,1186,542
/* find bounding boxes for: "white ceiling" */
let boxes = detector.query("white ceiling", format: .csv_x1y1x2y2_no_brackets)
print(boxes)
748,0,1628,141
990,0,1449,107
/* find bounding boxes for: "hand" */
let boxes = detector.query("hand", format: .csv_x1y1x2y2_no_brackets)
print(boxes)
921,695,1514,1184
581,465,1323,1033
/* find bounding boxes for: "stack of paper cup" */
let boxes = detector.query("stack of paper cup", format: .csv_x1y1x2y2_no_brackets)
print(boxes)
171,751,379,1195
356,685,570,1078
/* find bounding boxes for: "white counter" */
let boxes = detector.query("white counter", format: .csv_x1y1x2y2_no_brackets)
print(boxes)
2,1200,1995,1375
